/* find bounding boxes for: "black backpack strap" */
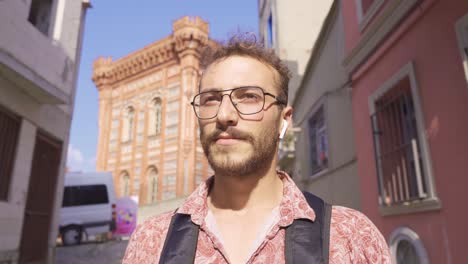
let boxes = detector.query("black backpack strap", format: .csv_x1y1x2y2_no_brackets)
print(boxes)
159,213,199,264
285,191,332,264
322,201,332,263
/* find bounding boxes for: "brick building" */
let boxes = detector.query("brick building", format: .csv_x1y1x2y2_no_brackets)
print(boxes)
92,16,215,205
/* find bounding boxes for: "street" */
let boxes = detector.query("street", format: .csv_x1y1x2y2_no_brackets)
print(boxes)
55,239,128,264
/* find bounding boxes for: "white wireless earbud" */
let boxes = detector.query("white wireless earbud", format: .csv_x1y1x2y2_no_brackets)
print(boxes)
279,120,288,139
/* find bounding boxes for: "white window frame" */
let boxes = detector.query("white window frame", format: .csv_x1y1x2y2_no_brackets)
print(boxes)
368,61,441,216
388,227,429,264
355,0,385,31
455,13,468,85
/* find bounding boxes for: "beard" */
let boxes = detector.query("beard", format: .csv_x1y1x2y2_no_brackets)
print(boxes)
200,124,280,177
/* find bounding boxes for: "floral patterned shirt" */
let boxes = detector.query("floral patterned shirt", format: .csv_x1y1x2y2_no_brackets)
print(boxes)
123,172,391,263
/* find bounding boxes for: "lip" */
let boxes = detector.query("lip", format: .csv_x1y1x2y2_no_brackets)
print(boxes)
214,134,243,145
215,138,242,145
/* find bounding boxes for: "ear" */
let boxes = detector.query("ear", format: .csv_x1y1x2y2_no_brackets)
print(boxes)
279,106,293,139
282,106,293,122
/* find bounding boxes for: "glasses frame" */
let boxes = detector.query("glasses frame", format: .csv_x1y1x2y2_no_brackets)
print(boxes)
190,86,286,120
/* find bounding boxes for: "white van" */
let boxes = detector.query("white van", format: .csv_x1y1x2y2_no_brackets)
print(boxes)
59,172,116,246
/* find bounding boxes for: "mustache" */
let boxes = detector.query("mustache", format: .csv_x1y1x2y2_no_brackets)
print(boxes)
204,128,254,143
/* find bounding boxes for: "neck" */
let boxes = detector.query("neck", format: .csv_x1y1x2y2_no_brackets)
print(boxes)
208,163,283,212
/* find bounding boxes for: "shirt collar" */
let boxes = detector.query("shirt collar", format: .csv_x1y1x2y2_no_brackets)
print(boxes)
177,171,316,227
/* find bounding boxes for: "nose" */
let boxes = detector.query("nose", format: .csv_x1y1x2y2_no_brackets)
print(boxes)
216,95,238,128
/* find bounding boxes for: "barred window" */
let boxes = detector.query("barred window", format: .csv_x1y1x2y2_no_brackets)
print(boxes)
371,76,429,206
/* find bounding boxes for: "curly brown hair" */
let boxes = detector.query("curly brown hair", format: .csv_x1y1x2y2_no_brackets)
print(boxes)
199,33,291,105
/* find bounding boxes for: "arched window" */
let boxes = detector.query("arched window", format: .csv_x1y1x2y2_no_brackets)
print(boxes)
122,106,135,142
120,171,130,197
389,227,429,264
148,98,162,136
147,166,158,203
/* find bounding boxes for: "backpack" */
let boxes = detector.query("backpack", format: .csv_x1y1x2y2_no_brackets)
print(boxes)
159,191,332,264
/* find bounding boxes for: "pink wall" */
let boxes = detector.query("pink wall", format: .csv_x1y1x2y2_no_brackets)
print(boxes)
344,0,468,262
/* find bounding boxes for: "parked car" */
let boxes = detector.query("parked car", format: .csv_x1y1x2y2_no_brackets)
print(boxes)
59,172,116,246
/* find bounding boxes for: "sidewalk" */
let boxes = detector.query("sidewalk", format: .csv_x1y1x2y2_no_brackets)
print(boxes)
55,239,128,264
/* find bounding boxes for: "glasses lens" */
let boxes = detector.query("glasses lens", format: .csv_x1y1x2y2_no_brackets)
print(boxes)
192,87,266,119
194,91,221,119
231,87,264,114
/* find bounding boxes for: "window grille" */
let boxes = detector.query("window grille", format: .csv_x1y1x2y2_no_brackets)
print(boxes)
371,79,427,206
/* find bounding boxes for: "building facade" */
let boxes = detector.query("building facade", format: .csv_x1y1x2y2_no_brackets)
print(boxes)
258,0,333,103
291,1,361,210
342,0,468,262
93,16,214,206
0,0,90,263
257,0,361,210
258,0,334,177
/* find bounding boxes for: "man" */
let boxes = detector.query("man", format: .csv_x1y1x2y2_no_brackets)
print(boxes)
123,35,391,264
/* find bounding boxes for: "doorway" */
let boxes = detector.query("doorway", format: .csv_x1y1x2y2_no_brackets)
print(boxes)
19,131,62,263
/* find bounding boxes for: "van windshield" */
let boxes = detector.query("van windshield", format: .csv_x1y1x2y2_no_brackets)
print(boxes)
62,184,109,207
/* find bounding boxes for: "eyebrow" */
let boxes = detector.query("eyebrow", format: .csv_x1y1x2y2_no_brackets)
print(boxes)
199,87,223,93
199,86,262,93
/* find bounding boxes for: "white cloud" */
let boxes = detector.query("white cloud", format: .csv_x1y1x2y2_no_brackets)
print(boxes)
67,144,84,172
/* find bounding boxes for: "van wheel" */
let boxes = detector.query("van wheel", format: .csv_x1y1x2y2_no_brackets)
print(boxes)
61,226,82,246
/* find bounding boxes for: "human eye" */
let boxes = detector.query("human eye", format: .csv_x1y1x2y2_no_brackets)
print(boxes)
236,91,262,103
199,93,221,106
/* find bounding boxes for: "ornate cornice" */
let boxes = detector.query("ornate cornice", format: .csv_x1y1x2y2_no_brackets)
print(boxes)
173,16,210,55
92,16,211,90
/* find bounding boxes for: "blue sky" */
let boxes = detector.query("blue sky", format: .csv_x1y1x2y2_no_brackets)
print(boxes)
67,1,260,172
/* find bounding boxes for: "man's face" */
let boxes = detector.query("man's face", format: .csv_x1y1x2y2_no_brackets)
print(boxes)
198,55,291,177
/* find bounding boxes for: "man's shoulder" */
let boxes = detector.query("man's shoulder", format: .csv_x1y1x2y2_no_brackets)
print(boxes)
330,205,369,222
122,210,175,263
137,210,174,232
330,205,380,235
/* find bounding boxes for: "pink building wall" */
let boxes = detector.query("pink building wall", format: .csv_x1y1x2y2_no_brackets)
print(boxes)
343,0,468,262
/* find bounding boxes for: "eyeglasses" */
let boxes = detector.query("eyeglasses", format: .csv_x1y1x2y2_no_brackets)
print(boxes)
191,86,286,119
